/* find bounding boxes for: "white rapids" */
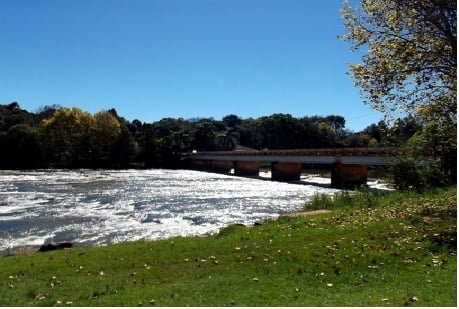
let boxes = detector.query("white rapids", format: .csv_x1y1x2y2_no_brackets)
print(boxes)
0,169,345,255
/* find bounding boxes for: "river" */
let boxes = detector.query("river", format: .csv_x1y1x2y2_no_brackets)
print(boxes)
0,169,345,255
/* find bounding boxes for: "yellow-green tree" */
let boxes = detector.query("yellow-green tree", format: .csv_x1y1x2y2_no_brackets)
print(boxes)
340,0,456,121
38,107,95,167
316,122,338,147
342,0,456,188
90,111,121,166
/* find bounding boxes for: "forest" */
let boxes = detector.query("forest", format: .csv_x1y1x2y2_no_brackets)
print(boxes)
0,101,421,170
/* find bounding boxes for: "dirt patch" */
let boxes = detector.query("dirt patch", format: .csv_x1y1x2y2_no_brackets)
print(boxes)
3,247,37,257
283,209,332,217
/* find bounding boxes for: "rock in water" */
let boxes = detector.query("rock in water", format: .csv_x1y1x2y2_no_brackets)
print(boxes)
39,242,73,252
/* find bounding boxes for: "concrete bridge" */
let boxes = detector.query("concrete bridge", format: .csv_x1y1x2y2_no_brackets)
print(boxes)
189,147,402,188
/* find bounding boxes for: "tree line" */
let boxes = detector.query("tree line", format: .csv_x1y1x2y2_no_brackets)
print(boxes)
0,101,419,170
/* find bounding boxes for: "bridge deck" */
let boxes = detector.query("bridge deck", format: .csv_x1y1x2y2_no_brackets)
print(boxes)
191,147,401,166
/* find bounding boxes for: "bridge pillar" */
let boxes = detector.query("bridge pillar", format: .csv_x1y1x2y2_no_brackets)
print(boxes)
331,163,368,189
191,159,210,171
234,161,260,176
271,162,302,181
209,160,233,173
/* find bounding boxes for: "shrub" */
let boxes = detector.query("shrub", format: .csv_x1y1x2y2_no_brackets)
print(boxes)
389,156,450,191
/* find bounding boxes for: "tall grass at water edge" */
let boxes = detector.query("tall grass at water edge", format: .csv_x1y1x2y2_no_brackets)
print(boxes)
303,187,446,211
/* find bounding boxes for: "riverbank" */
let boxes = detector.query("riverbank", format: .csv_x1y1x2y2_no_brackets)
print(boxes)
1,186,455,306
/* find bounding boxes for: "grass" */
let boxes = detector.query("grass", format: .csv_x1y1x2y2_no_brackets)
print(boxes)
303,187,428,211
0,187,456,306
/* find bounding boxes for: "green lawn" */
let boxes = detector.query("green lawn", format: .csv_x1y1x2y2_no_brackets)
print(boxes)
0,187,456,306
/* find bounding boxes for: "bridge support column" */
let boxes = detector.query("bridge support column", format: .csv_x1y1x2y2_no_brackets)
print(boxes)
234,161,260,176
209,160,233,173
331,163,368,189
271,162,302,181
191,159,210,171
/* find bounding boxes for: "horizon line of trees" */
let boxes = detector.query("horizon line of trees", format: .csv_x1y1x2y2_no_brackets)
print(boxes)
1,102,421,170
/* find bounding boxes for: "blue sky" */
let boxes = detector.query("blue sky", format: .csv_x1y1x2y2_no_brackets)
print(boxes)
1,0,384,131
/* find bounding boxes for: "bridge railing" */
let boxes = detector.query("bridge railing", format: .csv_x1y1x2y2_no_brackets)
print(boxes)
191,147,403,157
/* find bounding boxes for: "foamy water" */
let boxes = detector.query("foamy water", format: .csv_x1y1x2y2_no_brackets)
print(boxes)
0,169,343,255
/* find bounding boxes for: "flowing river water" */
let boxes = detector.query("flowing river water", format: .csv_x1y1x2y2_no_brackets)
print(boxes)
0,169,348,255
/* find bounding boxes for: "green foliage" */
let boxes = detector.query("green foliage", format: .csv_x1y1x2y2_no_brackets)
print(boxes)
0,102,432,170
341,0,456,186
0,102,38,130
341,0,456,121
304,192,340,210
407,121,456,158
0,188,456,306
389,156,451,191
38,107,94,167
2,124,42,169
304,188,414,211
389,157,423,190
389,119,457,190
89,111,122,167
114,123,139,167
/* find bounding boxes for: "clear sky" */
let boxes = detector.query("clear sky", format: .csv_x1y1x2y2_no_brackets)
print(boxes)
0,0,384,131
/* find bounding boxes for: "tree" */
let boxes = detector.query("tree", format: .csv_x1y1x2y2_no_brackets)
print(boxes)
4,124,42,168
258,114,304,149
325,115,346,132
216,130,239,150
237,118,262,149
341,0,456,121
0,102,37,130
36,104,62,122
38,107,95,167
315,122,338,147
111,123,139,168
90,111,122,166
190,119,218,151
140,124,160,168
7,102,20,111
222,114,242,128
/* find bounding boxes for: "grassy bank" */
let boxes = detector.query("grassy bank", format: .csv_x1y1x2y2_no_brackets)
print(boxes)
0,187,456,306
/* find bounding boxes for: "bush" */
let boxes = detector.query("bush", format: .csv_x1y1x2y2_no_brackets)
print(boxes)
389,156,450,191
